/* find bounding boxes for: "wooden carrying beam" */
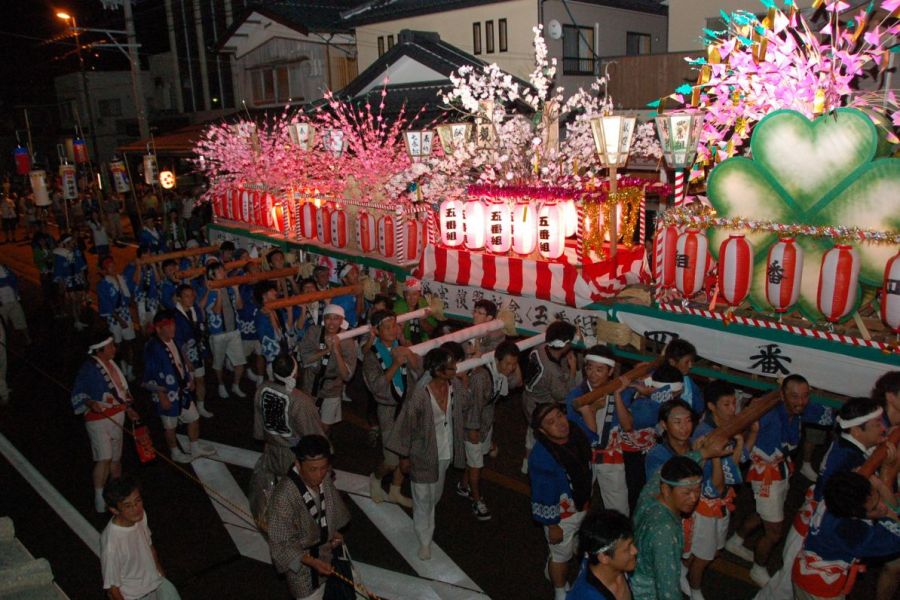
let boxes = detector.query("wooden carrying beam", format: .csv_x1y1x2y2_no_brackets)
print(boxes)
264,284,363,310
857,427,900,478
135,245,218,265
336,297,446,342
573,358,664,409
208,267,300,289
456,332,546,374
707,389,781,441
175,258,259,281
407,310,517,356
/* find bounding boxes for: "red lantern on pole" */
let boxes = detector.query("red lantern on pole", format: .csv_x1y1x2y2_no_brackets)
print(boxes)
718,235,753,307
653,224,679,289
73,138,89,164
378,214,396,258
817,244,860,323
881,251,900,334
675,229,709,298
14,146,30,175
766,238,803,313
357,211,377,253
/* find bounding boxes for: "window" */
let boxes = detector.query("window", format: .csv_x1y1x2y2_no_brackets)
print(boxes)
625,32,651,55
251,63,300,106
98,98,122,117
499,18,508,52
377,36,385,57
562,25,594,75
472,22,482,54
485,20,495,53
387,34,395,49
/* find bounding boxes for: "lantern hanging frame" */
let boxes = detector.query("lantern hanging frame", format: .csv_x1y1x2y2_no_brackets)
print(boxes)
403,129,435,161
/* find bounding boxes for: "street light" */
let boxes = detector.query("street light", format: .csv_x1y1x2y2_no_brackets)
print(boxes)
654,111,704,207
590,114,636,259
57,10,101,170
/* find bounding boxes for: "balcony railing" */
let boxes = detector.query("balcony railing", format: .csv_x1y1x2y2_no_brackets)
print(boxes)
562,56,595,76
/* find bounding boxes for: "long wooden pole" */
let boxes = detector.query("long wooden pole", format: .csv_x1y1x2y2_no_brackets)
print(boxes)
337,301,446,342
857,427,900,478
264,284,362,310
456,332,545,374
573,358,664,409
406,311,517,357
707,389,781,442
136,245,218,265
175,258,259,281
208,267,299,289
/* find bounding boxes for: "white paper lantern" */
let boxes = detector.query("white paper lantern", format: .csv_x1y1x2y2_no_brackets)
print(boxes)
485,201,512,253
143,154,158,185
463,199,487,250
817,244,860,323
59,164,77,201
512,201,537,255
537,202,565,260
439,199,464,247
881,251,900,333
561,198,578,237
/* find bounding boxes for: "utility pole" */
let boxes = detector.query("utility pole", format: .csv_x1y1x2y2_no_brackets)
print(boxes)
123,0,150,140
62,13,102,168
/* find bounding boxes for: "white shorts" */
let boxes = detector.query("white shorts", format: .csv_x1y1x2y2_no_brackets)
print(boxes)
137,301,154,328
465,428,493,468
0,302,27,331
241,339,260,358
210,330,246,370
85,411,125,462
544,511,586,563
109,321,136,343
751,478,789,523
160,402,200,430
319,397,341,425
690,511,730,561
593,462,629,516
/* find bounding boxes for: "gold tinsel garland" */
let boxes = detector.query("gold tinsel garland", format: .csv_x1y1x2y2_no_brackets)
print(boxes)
582,187,643,259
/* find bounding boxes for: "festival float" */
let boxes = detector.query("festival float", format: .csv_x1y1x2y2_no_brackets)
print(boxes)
193,0,899,402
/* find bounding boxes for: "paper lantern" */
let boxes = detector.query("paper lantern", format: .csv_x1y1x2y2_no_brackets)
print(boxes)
143,154,158,185
675,229,709,298
560,198,578,238
439,199,464,247
14,146,30,176
109,160,130,193
212,192,225,218
59,164,78,201
653,224,679,289
252,192,264,226
29,170,50,207
537,202,565,260
229,189,242,221
766,238,804,313
357,211,377,253
317,203,333,245
718,235,753,307
238,190,250,222
377,214,396,258
330,208,349,249
486,201,512,253
406,218,426,261
463,199,486,250
817,244,860,323
881,251,900,333
288,122,316,150
270,204,286,233
512,201,537,255
73,138,89,164
159,170,176,190
300,202,317,239
264,193,275,228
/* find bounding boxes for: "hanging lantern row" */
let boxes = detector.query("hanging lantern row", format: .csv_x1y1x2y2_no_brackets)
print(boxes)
287,122,346,157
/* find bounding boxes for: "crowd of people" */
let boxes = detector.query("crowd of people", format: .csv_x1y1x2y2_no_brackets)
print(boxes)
1,219,898,600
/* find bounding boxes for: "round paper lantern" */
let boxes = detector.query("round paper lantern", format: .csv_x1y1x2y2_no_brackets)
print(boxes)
817,244,860,323
561,198,578,237
300,202,317,239
14,146,31,176
270,204,286,233
463,199,487,250
486,201,512,254
252,192,264,226
439,199,464,247
766,238,803,313
330,208,349,249
537,202,565,260
377,214,396,258
317,203,333,245
212,192,225,218
406,218,425,261
881,251,900,333
512,201,537,255
229,189,242,221
357,211,377,253
264,193,275,228
653,224,679,289
675,229,709,298
29,170,50,207
240,190,252,222
718,235,753,307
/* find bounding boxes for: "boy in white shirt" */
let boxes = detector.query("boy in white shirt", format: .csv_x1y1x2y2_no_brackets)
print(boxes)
100,476,180,600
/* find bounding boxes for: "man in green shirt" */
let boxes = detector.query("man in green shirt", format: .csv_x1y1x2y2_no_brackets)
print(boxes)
393,278,437,345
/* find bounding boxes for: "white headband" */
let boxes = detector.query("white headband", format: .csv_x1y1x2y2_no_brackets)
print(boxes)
644,377,684,394
547,338,571,349
88,337,114,353
585,355,616,368
836,407,883,430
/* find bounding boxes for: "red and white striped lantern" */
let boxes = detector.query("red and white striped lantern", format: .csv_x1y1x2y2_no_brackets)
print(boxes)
224,189,235,220
718,235,754,307
270,204,286,233
212,192,225,218
486,200,512,254
439,199,464,247
513,201,537,255
240,190,252,222
251,192,263,225
317,203,333,245
300,202,317,239
406,218,425,261
537,202,566,260
675,229,709,298
264,193,275,228
766,238,804,313
653,224,679,289
377,214,396,258
817,244,860,323
881,251,900,333
330,208,349,249
463,199,487,250
357,211,377,253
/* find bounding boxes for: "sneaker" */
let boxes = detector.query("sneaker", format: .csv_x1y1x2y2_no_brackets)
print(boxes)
369,474,385,503
456,482,472,499
472,499,492,521
521,457,529,475
750,564,771,587
171,448,192,463
725,535,754,562
388,484,413,508
197,403,214,418
231,384,246,399
191,443,216,459
218,384,229,399
799,462,819,482
417,544,431,561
